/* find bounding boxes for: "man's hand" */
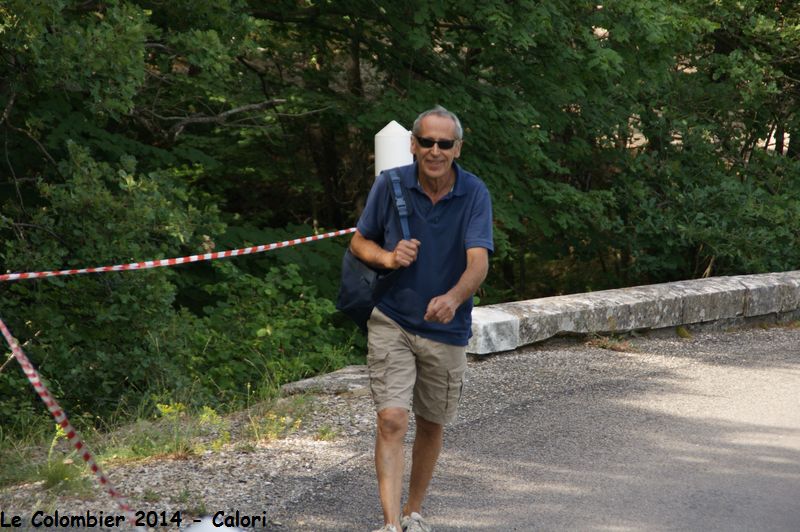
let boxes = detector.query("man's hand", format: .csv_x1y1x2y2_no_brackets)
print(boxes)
424,293,460,324
389,239,421,269
350,231,420,271
423,247,489,324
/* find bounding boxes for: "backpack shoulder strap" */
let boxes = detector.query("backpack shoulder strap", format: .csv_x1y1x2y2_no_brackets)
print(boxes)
386,169,411,240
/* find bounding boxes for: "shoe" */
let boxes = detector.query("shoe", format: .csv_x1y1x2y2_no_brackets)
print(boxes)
401,512,432,532
371,525,398,532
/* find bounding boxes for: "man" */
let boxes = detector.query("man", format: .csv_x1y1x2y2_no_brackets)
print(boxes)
350,106,493,532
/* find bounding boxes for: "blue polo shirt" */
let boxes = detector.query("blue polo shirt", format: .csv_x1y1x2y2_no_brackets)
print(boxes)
357,162,493,346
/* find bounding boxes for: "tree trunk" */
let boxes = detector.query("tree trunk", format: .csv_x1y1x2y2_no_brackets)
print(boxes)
307,123,344,229
347,25,364,98
775,121,785,155
501,256,516,298
786,121,799,159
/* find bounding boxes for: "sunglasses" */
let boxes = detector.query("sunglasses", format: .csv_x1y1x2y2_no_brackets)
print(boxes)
414,136,459,150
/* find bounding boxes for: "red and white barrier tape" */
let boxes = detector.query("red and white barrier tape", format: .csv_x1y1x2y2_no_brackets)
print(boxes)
0,318,138,526
0,227,356,282
0,227,356,526
0,226,357,522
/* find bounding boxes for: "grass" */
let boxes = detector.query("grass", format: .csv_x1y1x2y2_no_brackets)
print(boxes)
246,394,313,442
315,425,338,441
170,488,192,504
37,458,92,495
0,439,41,487
142,488,161,502
7,425,96,498
0,393,318,497
585,334,634,352
758,319,800,330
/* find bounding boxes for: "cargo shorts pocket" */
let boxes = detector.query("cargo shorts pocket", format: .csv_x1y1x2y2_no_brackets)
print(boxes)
444,367,465,419
367,351,389,401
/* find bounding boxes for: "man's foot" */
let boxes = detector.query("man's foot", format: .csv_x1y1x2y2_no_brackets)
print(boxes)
371,525,399,532
401,512,432,532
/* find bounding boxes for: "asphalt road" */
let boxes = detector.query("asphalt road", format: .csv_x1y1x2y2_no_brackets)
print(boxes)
269,325,800,531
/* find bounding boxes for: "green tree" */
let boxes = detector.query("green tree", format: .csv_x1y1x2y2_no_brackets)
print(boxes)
3,0,800,435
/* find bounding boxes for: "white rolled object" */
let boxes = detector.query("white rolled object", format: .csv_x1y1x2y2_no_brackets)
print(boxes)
374,120,413,176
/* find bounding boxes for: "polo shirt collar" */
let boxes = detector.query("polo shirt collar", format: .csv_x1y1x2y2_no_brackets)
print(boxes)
405,162,467,198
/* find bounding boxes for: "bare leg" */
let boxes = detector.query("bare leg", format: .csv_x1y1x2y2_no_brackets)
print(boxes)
375,407,409,528
403,414,443,516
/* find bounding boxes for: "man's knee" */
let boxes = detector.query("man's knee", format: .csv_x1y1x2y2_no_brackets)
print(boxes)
415,414,443,439
377,407,409,439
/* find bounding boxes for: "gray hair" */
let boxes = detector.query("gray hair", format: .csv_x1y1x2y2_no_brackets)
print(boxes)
412,105,463,140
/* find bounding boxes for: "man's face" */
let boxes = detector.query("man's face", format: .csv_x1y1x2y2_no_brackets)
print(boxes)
411,114,462,182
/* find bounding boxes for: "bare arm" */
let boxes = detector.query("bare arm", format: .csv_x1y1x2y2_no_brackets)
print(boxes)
349,230,421,270
424,247,489,324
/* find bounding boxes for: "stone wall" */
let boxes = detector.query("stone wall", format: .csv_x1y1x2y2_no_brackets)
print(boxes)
467,271,800,354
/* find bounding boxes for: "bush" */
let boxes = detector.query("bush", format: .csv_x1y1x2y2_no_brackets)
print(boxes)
186,260,360,399
0,145,359,435
611,139,800,283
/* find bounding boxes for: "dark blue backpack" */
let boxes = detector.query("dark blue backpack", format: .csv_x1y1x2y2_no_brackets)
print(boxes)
336,169,410,332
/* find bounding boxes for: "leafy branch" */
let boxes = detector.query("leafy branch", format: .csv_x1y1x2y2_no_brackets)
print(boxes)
139,99,287,139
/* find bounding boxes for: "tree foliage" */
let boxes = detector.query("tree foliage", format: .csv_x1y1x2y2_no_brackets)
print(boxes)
2,0,800,431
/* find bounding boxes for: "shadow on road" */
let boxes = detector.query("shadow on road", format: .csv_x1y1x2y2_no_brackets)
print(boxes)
271,327,800,531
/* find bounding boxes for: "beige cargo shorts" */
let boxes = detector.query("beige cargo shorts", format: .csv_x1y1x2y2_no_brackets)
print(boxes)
366,307,467,425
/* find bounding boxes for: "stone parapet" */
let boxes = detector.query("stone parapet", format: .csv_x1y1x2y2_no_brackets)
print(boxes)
467,271,800,354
